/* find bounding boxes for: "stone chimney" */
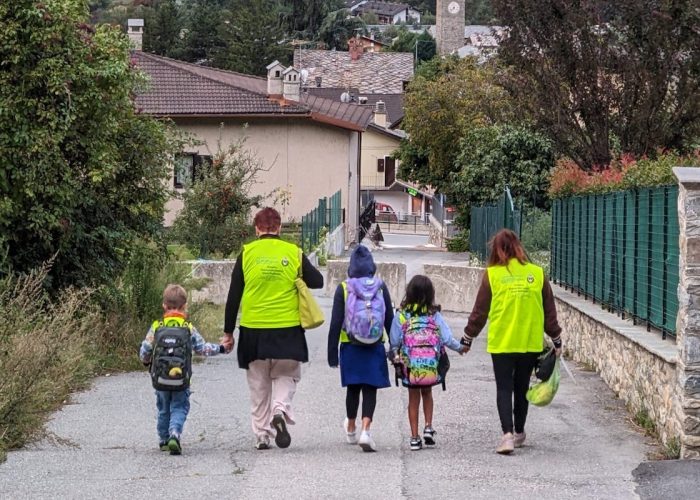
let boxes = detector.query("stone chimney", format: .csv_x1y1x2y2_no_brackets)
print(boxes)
266,60,285,95
373,101,387,127
282,66,301,101
348,35,363,61
127,18,144,51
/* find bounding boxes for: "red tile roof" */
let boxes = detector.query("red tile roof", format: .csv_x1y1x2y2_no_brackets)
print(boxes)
132,52,372,131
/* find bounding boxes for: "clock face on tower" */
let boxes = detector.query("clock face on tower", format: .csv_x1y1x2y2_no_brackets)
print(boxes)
448,1,460,14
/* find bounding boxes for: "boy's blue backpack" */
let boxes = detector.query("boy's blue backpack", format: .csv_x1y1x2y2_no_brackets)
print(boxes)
150,320,193,391
342,277,386,345
396,311,449,390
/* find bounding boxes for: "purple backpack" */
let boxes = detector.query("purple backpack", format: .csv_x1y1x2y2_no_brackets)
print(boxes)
343,277,386,345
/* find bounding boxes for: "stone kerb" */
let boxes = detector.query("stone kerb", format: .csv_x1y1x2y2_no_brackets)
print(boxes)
674,167,700,458
326,260,406,305
423,263,484,313
187,260,235,305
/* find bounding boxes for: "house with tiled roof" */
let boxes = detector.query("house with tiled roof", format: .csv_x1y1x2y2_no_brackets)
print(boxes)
347,1,421,24
293,42,414,94
131,49,373,232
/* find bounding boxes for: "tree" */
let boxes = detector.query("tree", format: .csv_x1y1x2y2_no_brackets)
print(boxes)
397,57,516,191
451,126,554,223
0,0,180,289
387,28,435,63
318,9,367,50
494,0,700,169
465,0,495,24
171,139,264,258
178,0,227,63
142,0,185,59
214,0,291,75
279,0,343,37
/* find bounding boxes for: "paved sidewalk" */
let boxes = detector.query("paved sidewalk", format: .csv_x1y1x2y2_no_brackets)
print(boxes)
0,286,656,499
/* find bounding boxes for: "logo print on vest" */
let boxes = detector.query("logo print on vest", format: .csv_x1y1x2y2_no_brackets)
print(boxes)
527,274,535,284
281,257,289,266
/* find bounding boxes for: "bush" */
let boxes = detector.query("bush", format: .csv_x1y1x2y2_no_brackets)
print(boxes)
0,265,98,458
521,208,551,253
549,151,700,198
171,139,263,258
446,231,470,252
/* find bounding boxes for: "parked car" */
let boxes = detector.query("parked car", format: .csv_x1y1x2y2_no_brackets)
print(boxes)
375,202,398,223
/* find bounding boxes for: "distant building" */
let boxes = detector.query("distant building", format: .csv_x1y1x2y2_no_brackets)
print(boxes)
294,41,414,94
347,1,421,24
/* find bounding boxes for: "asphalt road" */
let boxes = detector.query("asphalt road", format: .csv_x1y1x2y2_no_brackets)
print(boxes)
1,287,659,500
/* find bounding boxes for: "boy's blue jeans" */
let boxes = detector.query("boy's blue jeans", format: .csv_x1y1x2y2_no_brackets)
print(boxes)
156,389,190,441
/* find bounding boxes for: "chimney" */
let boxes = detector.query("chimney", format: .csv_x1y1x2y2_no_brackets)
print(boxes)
266,60,285,95
127,18,144,51
315,76,322,87
373,101,387,127
348,36,362,61
282,67,301,101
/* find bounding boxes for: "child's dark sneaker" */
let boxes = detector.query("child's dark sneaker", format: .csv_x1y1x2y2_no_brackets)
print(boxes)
167,435,182,455
159,440,169,452
410,437,422,451
272,413,291,449
423,426,436,446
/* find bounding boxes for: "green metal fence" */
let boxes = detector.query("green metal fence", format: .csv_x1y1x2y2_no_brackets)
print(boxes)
551,185,679,338
301,190,343,253
470,187,522,261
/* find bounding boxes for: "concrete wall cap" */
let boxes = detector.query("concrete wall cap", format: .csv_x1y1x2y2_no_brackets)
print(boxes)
673,166,700,185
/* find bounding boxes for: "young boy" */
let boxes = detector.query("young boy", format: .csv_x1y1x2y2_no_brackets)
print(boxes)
139,284,226,455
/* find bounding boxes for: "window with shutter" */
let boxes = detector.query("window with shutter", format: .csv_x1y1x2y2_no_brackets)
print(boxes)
377,158,385,172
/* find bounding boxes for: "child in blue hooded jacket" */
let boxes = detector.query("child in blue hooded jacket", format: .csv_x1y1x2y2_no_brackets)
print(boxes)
327,245,394,452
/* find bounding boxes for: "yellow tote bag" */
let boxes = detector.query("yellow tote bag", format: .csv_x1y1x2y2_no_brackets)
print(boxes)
296,249,324,329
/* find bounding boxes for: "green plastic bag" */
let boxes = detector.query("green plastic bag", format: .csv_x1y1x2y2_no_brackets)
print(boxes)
526,359,560,407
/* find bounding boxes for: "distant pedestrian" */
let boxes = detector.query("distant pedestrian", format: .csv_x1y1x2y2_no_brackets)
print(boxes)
461,229,562,454
139,284,226,455
390,275,466,451
328,245,394,452
222,207,323,450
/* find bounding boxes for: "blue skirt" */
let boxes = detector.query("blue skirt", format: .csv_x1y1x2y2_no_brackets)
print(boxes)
339,342,391,388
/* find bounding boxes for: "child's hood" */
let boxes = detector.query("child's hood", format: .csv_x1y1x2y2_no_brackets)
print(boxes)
348,245,376,278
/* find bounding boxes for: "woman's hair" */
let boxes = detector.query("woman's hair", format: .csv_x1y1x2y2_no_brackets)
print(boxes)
163,284,187,310
400,275,441,315
254,207,281,233
487,229,529,267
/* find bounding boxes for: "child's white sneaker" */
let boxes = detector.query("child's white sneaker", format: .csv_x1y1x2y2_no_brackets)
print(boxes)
358,430,377,452
344,418,358,444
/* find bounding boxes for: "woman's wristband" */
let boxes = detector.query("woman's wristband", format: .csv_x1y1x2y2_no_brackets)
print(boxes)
551,336,563,349
460,335,474,348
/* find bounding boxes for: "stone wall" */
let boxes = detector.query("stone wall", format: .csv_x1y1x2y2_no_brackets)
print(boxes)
326,259,406,305
188,260,235,304
554,287,681,445
424,263,483,313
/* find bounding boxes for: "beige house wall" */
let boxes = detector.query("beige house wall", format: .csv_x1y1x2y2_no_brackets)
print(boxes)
164,117,356,227
360,128,400,190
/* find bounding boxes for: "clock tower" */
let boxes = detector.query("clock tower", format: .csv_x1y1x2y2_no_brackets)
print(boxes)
436,0,465,55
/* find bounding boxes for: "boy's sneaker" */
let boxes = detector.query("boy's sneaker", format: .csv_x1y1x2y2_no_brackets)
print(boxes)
255,435,270,450
358,430,377,452
159,440,169,452
423,426,436,446
410,437,422,451
344,418,358,444
272,413,291,449
514,432,526,448
167,435,182,455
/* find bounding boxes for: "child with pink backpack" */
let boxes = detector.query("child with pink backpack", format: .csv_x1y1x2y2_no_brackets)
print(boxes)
390,275,466,450
328,245,394,452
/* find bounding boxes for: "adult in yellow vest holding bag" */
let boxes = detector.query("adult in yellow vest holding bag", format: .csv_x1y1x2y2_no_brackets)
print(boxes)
461,229,562,455
223,208,324,451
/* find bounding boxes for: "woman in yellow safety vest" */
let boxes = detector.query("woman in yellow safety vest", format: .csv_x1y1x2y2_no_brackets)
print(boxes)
222,207,323,451
461,229,562,455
